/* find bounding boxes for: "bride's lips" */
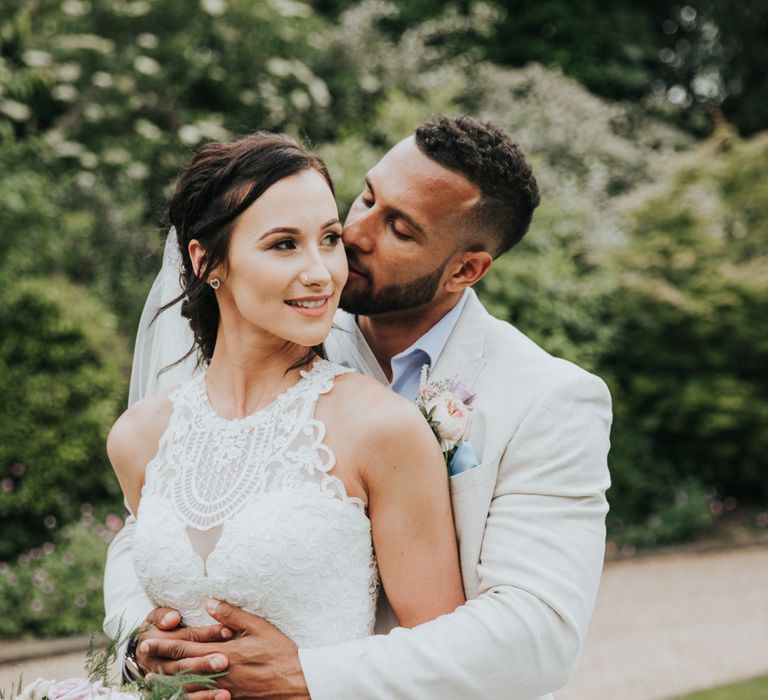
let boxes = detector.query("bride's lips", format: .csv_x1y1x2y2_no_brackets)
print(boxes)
284,295,331,317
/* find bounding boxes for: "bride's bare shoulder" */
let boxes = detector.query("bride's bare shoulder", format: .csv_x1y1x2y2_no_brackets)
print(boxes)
329,371,434,443
326,372,444,488
106,387,175,478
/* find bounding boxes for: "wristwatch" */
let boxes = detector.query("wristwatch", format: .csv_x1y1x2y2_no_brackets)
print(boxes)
123,633,146,684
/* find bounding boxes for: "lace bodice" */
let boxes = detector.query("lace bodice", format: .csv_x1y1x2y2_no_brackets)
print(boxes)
132,360,379,647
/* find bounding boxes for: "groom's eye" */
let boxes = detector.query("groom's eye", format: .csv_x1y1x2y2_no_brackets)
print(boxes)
386,218,411,241
361,191,374,207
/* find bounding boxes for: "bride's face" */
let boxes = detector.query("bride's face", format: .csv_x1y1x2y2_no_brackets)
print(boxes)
201,168,347,348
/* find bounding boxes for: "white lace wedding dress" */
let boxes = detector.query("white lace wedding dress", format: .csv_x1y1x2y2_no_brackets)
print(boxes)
131,359,379,647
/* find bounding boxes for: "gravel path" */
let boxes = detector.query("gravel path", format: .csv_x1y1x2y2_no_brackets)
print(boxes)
557,544,768,700
2,544,767,698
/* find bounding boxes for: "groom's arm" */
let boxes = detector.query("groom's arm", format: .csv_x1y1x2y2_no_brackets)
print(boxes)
298,371,611,699
103,515,156,668
103,515,155,640
150,370,611,699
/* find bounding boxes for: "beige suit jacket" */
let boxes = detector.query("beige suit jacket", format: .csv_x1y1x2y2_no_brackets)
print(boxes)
300,290,612,699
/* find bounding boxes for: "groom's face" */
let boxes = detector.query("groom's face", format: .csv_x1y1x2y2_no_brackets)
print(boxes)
340,136,480,316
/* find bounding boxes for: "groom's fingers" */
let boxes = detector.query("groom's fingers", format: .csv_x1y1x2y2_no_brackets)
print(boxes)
142,638,222,661
181,623,235,643
146,606,182,630
186,690,230,700
148,651,229,676
143,607,234,642
205,598,265,632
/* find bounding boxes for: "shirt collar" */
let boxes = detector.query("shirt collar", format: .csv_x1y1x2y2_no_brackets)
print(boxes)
390,289,470,369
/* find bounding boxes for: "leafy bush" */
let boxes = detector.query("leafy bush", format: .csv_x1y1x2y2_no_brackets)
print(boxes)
602,133,768,504
606,424,717,546
0,138,162,334
0,275,128,559
477,201,615,373
0,512,122,638
616,480,716,548
478,131,768,546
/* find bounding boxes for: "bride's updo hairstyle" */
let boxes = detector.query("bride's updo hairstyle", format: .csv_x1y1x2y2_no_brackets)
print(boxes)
161,131,334,366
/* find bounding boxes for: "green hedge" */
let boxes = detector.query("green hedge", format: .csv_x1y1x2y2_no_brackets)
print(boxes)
0,276,128,559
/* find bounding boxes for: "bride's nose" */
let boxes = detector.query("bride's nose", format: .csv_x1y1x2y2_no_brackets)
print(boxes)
299,257,332,287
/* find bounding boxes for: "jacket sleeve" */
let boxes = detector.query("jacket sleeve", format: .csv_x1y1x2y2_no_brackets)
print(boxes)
298,372,612,699
103,514,155,664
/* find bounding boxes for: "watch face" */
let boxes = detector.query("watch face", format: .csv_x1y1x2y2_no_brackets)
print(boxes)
123,653,144,682
123,633,145,682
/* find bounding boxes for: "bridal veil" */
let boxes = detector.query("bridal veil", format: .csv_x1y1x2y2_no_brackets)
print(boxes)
128,228,200,405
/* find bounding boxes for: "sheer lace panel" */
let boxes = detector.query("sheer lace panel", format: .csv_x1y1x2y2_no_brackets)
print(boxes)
133,360,379,646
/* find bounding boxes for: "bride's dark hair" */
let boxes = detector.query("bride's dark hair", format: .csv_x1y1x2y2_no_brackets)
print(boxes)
157,131,334,368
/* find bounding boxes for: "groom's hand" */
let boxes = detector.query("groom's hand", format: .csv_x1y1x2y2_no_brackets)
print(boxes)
143,599,309,700
135,606,234,678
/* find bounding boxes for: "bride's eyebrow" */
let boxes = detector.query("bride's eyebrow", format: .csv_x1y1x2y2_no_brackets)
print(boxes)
260,227,301,238
258,219,340,239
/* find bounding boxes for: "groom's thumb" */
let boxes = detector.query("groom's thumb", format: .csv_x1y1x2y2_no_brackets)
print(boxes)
205,598,251,632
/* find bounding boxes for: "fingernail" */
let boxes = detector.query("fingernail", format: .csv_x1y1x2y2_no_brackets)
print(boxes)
221,627,233,639
214,693,227,700
161,612,176,626
211,654,227,671
139,641,150,655
205,598,220,614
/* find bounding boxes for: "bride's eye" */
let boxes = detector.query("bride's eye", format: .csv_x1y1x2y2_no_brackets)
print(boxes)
322,232,342,246
272,238,297,250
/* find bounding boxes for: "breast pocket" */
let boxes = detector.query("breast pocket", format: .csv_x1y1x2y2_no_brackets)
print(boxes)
449,459,497,496
448,460,497,598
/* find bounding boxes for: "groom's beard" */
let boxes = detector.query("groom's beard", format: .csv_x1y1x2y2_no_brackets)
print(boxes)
340,251,448,316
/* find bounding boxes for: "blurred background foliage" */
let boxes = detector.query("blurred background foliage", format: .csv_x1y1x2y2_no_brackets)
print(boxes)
0,0,766,637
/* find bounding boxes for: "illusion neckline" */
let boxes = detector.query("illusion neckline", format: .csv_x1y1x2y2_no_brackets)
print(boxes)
197,358,331,424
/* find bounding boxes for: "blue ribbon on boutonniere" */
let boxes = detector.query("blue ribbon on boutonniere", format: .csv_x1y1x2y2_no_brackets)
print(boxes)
448,440,481,477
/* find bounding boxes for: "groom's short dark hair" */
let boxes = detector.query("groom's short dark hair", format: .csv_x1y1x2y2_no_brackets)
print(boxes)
414,115,540,257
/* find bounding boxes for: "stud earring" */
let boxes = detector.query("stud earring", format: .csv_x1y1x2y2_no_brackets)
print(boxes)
209,278,221,290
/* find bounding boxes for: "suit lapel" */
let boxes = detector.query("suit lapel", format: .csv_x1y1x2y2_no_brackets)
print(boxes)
429,289,489,393
429,291,497,598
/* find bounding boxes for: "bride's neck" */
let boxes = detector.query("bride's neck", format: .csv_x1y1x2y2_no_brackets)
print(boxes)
204,324,312,420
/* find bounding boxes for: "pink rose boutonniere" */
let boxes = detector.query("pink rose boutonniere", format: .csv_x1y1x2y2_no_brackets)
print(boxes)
416,365,476,465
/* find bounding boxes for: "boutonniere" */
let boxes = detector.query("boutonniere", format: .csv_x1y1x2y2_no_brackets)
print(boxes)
416,365,476,466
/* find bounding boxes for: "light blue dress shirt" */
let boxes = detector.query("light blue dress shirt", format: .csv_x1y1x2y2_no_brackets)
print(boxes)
388,290,470,400
325,290,470,401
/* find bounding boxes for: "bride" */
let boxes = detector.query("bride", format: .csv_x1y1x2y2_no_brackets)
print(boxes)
106,132,464,664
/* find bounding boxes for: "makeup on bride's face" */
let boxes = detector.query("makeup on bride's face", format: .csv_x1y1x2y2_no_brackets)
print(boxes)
213,168,347,348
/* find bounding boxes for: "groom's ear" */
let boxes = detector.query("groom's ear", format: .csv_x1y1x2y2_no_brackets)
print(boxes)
444,250,493,292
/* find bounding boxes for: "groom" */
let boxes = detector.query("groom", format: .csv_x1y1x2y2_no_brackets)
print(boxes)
104,116,612,699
